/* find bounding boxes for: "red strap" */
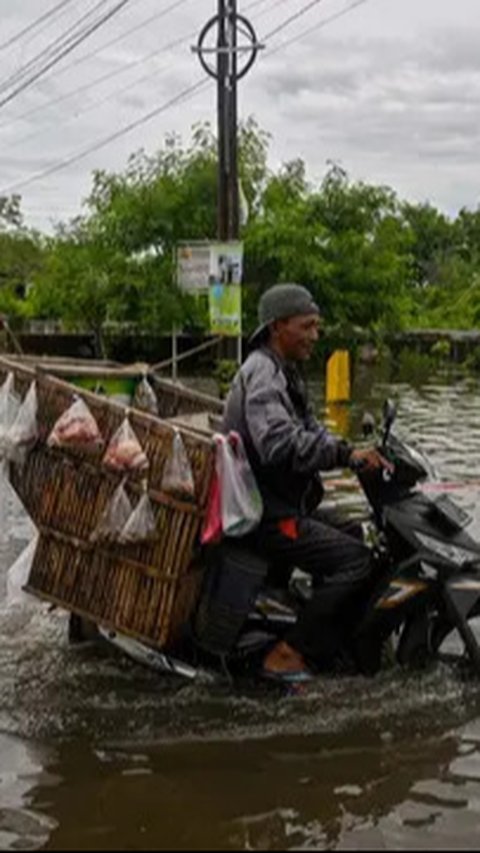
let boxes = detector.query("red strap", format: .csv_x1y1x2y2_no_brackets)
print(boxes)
278,518,299,540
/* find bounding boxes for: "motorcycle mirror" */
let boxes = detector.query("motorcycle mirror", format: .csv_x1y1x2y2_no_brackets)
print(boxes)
361,411,376,438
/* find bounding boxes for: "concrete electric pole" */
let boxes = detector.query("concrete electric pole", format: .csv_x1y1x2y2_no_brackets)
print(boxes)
195,0,261,241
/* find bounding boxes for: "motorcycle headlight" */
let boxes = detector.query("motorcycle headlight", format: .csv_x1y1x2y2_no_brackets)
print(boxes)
416,531,480,568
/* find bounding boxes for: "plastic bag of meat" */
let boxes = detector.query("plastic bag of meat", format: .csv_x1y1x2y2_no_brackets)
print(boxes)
133,376,158,416
91,480,133,543
102,417,149,474
120,492,157,544
161,429,195,501
47,397,104,452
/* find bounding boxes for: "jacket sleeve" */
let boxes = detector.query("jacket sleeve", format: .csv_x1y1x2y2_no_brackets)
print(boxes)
243,361,352,474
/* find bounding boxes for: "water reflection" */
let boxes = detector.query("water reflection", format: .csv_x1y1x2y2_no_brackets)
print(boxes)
0,734,56,850
21,719,480,850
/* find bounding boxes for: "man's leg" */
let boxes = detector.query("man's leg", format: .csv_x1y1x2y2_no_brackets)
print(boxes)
256,514,371,672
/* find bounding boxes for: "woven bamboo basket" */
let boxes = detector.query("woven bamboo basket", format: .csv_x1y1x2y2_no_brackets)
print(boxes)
1,358,215,650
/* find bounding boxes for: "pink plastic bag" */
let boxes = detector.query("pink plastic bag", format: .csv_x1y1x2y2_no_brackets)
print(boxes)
161,429,195,501
200,466,222,545
48,397,103,452
103,418,148,474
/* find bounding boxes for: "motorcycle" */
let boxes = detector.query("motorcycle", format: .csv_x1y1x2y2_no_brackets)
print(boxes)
70,400,480,684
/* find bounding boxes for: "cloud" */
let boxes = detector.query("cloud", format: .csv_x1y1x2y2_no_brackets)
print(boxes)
1,0,480,229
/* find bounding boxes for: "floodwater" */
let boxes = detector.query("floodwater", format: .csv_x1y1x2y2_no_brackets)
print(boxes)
3,364,480,849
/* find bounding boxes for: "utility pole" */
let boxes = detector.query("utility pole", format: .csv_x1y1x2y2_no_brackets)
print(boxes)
195,1,260,240
194,4,262,363
217,0,238,241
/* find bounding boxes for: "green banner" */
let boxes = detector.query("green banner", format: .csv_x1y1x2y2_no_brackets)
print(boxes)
209,283,242,337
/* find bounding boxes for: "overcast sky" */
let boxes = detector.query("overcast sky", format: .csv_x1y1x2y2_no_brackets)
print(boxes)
0,0,479,233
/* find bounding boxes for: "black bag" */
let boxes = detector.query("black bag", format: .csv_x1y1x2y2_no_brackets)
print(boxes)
194,540,268,656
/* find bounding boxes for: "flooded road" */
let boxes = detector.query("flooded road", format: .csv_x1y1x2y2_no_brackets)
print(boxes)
3,366,480,849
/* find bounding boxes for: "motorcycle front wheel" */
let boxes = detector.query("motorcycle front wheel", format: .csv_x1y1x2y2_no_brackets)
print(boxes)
397,604,480,674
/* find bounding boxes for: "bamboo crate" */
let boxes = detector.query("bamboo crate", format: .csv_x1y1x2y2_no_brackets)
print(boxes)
1,358,215,650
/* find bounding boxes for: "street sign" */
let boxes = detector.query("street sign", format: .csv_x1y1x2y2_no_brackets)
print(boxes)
177,243,211,293
209,282,242,336
177,240,244,340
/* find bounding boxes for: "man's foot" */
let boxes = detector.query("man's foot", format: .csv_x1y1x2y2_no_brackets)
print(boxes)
262,641,314,684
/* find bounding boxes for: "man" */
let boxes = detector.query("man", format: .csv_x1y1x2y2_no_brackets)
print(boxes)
222,283,387,684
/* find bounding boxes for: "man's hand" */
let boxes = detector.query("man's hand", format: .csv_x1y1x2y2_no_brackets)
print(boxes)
349,448,394,473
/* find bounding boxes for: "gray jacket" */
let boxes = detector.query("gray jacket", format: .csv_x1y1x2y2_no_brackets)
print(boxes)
222,347,352,518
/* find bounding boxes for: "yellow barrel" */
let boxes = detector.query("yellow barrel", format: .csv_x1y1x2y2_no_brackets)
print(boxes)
326,349,351,403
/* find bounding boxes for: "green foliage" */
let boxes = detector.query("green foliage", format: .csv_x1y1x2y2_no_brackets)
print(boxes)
394,348,436,384
0,195,43,324
214,359,237,399
430,339,451,361
6,116,480,351
463,346,480,373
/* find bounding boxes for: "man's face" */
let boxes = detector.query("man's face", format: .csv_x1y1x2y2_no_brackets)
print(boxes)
272,313,321,361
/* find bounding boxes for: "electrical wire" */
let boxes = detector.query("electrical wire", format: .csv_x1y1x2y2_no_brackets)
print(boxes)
0,0,78,52
0,77,211,195
0,0,133,110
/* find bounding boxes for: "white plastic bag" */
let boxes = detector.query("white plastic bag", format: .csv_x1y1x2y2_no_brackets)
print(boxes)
91,481,133,543
48,397,103,452
161,429,195,501
7,382,38,461
0,373,20,452
217,432,263,537
133,376,158,416
6,533,38,608
103,418,148,474
120,492,157,544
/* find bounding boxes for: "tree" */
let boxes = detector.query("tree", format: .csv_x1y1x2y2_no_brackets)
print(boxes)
0,195,43,324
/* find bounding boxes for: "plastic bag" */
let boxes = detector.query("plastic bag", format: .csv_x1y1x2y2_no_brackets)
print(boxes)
120,492,157,544
48,397,103,452
7,382,38,460
0,373,20,451
6,533,38,608
161,429,195,501
133,376,158,416
218,432,263,537
103,418,149,474
200,464,222,545
91,481,133,543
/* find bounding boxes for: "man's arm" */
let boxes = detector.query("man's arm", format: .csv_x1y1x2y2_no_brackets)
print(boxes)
244,365,352,474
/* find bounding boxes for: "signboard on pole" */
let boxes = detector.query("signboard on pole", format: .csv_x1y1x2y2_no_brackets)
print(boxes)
177,240,243,338
209,241,243,285
177,243,211,293
208,241,243,337
209,283,242,336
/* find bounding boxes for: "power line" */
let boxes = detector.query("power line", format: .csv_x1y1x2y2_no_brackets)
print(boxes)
0,0,372,199
0,14,194,133
262,0,328,41
0,0,78,52
267,0,371,56
1,52,173,152
42,0,193,84
0,0,290,141
0,78,211,195
0,0,132,111
0,1,114,97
